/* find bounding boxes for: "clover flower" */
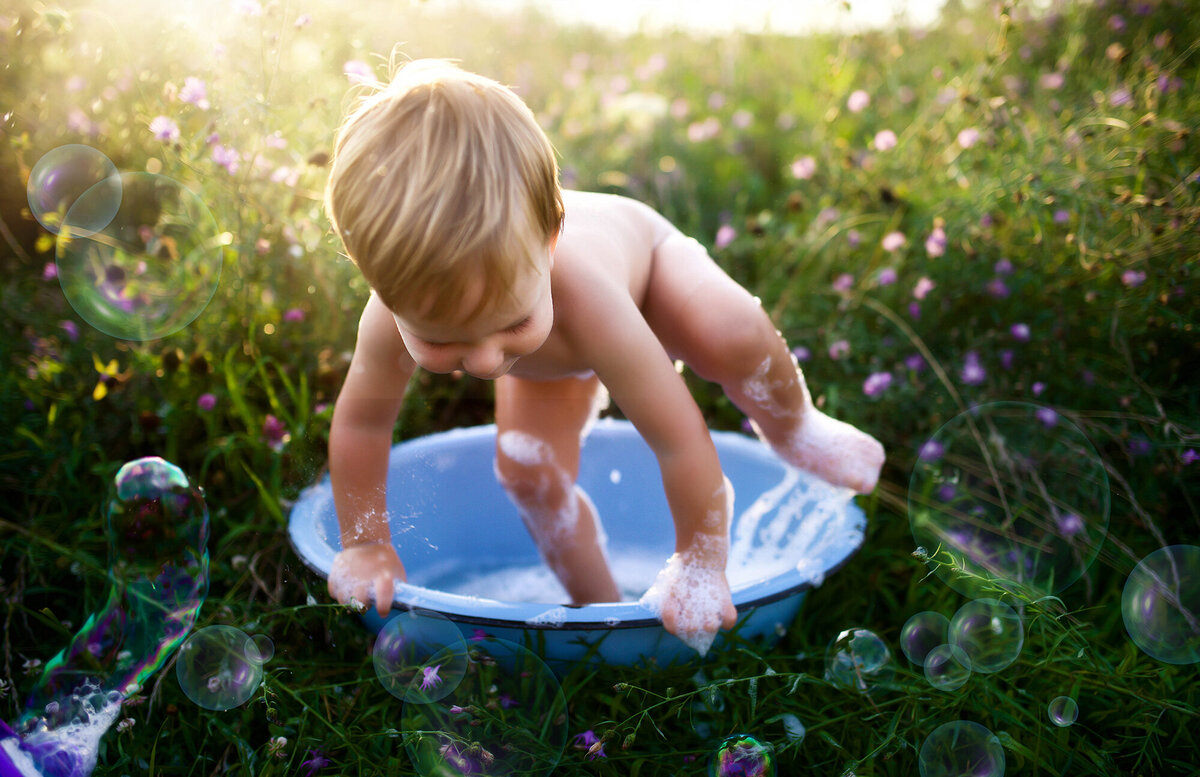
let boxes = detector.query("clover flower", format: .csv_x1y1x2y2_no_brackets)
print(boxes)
847,90,870,113
180,77,209,109
149,116,180,142
1010,323,1031,342
956,127,980,149
715,224,736,249
925,227,947,257
862,372,893,397
882,231,907,252
420,664,443,691
874,129,898,151
912,276,934,300
878,267,898,286
828,340,850,360
960,352,986,386
791,155,816,179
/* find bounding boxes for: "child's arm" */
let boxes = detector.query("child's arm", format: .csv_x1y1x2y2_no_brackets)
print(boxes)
327,292,416,617
560,278,738,650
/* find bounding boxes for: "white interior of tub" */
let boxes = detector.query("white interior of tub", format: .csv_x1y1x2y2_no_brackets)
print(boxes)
291,420,865,606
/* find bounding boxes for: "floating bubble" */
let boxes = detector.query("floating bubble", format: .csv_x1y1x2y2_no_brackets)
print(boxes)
372,609,468,704
779,713,806,744
949,599,1024,674
175,626,264,711
901,611,950,665
919,721,1005,777
1121,545,1200,664
923,644,972,692
248,635,275,664
710,734,775,777
19,457,209,724
908,402,1109,598
825,628,893,691
27,144,122,236
56,172,225,340
1047,696,1078,727
401,636,567,777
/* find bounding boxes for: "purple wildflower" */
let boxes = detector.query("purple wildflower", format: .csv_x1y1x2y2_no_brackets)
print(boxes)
960,352,986,386
283,308,305,322
1121,270,1146,287
420,664,443,691
878,267,898,286
956,127,981,148
1010,323,1031,342
987,278,1010,299
294,13,312,27
499,693,519,709
1032,381,1046,396
1110,87,1133,107
846,229,862,247
904,353,925,372
791,155,816,179
994,258,1013,275
1108,13,1126,31
1039,72,1065,90
828,340,850,360
197,393,217,411
908,302,921,319
862,372,893,397
715,224,736,249
1128,437,1152,457
874,129,898,151
883,231,907,252
300,750,330,777
925,227,947,257
574,730,607,760
847,90,870,113
1053,209,1070,224
912,276,934,299
1036,407,1058,428
919,440,945,462
343,60,373,85
212,144,240,174
937,483,957,502
149,116,180,142
59,320,79,342
1056,513,1084,537
1182,449,1198,465
180,77,209,109
833,273,854,292
263,414,289,449
791,346,811,363
43,262,58,280
1000,349,1014,370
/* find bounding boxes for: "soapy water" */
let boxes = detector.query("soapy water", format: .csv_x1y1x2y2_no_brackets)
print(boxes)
175,626,272,711
710,733,776,777
400,636,567,777
26,145,122,237
908,402,1109,598
4,457,208,777
372,609,469,704
1121,545,1200,665
918,721,1005,777
55,172,225,341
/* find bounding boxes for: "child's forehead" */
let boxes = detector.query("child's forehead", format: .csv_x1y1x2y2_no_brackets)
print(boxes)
392,259,547,337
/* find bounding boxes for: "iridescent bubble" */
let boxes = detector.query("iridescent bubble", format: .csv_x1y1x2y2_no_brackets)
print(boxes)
19,457,209,723
923,644,972,692
248,635,275,664
901,611,950,665
710,734,776,777
56,172,225,340
372,609,468,704
175,626,264,711
908,402,1109,597
27,144,122,236
919,721,1005,777
401,636,567,777
949,599,1024,674
825,628,893,691
1121,545,1200,664
1047,696,1078,727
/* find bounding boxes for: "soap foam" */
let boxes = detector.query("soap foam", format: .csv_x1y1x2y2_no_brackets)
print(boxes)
638,548,730,656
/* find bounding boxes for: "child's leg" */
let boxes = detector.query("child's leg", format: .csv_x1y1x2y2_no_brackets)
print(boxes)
494,374,621,604
643,234,885,493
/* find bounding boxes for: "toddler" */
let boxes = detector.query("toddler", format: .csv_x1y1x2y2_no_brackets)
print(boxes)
323,59,884,653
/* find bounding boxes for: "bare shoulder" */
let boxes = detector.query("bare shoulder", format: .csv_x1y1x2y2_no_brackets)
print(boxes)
561,190,675,247
351,292,415,376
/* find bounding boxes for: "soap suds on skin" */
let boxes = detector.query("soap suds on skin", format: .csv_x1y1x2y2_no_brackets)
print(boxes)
495,430,581,551
639,534,731,656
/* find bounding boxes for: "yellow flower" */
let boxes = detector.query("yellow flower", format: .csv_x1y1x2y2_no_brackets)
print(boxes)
92,353,128,401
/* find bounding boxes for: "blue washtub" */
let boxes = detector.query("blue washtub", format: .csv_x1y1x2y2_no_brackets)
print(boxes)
288,419,866,669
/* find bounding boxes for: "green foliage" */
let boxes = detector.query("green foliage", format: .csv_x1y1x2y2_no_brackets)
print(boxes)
1,0,1197,774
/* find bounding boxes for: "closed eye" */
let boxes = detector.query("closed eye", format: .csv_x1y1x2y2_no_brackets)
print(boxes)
505,317,533,334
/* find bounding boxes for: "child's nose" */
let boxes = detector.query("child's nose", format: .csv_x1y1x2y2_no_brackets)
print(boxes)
463,344,504,376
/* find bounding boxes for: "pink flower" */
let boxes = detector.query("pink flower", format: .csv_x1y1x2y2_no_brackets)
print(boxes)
420,664,443,691
1121,270,1146,287
913,276,934,299
1039,72,1065,90
987,278,1010,299
791,155,816,180
197,393,217,411
994,258,1013,274
828,340,850,360
294,13,312,27
1032,381,1046,396
1036,407,1058,427
1053,209,1070,224
59,320,79,341
715,224,736,249
1010,323,1031,341
149,116,180,142
919,440,944,461
924,227,947,257
43,262,58,281
180,77,209,109
263,414,290,449
846,229,862,247
283,308,305,322
791,346,811,362
847,90,870,113
832,273,854,292
732,109,753,129
862,372,893,396
343,60,374,85
960,352,986,386
1110,88,1133,107
874,129,898,151
882,231,907,252
877,267,898,286
956,128,980,148
212,144,240,174
1182,449,1198,465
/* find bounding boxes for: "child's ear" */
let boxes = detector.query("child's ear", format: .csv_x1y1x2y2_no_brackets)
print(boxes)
547,232,560,268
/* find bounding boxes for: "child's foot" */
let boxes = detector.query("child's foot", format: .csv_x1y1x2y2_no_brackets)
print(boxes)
756,409,885,494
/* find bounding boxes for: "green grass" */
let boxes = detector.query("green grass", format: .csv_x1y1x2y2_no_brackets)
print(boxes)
1,0,1198,774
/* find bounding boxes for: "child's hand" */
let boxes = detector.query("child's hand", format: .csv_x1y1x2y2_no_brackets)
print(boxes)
328,542,407,618
641,542,738,656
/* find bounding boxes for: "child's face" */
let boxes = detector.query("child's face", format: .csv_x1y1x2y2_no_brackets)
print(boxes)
391,249,554,380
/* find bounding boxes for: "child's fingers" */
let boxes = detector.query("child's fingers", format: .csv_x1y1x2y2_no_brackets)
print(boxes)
374,574,394,618
722,601,738,630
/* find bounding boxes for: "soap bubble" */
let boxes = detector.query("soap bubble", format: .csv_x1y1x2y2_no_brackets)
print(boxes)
901,611,950,665
1121,545,1200,664
949,599,1024,674
923,644,972,692
401,636,567,777
908,402,1108,598
1047,696,1078,727
710,734,776,777
372,609,468,704
825,628,893,691
175,625,266,711
19,456,209,723
248,634,275,664
27,144,122,236
919,721,1005,777
56,172,225,340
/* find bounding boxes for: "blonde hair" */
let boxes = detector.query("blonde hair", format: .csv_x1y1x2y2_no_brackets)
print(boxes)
325,58,564,320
